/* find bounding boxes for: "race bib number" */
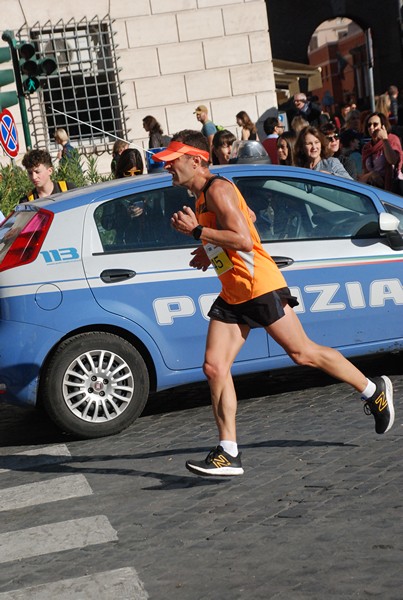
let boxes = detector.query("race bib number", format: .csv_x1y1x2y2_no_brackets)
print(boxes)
204,243,234,276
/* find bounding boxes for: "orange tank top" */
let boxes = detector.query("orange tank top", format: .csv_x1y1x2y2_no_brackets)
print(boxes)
195,176,287,304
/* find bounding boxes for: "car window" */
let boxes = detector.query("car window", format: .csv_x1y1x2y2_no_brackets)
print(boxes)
233,176,379,241
94,186,197,252
382,201,403,233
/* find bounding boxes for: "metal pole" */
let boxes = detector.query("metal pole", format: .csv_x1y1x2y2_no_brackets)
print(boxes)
365,28,375,112
1,30,32,149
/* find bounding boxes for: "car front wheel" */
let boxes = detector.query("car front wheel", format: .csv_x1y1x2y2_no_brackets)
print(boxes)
41,332,150,438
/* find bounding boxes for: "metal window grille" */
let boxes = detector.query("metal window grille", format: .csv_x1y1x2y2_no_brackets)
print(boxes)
17,15,128,155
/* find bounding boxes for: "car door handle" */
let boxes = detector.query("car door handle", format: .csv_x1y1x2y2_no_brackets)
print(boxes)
100,269,136,283
272,256,294,269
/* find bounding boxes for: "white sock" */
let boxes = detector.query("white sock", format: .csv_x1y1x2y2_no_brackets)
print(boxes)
220,440,238,457
361,379,376,400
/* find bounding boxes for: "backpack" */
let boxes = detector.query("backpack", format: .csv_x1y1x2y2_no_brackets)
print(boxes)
161,135,172,146
27,181,68,201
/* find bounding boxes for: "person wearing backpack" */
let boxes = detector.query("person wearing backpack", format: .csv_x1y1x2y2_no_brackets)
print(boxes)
194,105,217,157
19,150,75,203
142,115,171,149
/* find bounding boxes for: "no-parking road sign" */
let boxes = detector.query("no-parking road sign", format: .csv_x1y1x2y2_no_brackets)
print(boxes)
0,108,19,158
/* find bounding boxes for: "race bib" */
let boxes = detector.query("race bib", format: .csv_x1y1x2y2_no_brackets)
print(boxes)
204,243,234,276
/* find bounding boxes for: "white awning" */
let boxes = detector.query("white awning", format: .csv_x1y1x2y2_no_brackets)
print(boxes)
272,59,322,96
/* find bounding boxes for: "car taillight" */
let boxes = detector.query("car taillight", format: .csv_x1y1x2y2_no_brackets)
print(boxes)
0,209,54,272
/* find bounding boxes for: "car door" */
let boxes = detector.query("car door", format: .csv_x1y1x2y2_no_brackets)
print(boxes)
230,169,403,359
81,179,269,371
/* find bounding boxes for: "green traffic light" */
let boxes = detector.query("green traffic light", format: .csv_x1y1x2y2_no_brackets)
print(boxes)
1,31,58,147
18,44,57,84
1,30,33,148
23,75,40,93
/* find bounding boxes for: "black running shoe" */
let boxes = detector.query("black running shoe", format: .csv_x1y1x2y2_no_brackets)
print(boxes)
363,376,395,434
186,446,244,476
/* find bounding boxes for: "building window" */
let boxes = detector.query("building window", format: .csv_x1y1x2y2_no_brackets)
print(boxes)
309,36,318,53
18,16,128,155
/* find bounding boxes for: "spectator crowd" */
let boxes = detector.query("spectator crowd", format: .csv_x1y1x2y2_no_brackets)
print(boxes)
5,83,403,213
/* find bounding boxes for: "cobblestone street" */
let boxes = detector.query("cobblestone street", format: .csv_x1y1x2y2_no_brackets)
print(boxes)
0,356,402,599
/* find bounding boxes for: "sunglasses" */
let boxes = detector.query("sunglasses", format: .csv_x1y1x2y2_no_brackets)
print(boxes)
123,168,142,177
326,134,339,141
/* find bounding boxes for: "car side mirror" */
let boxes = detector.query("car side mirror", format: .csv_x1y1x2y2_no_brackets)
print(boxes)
379,212,403,250
379,212,400,232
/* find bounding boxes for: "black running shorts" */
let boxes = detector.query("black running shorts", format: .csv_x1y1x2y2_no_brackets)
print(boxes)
208,287,299,329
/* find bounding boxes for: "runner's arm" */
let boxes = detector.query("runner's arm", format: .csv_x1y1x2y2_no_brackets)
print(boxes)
171,180,253,252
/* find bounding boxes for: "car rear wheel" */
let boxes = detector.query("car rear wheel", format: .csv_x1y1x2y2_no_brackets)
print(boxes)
41,332,149,438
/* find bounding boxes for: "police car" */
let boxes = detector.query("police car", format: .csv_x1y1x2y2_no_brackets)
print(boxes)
1,164,402,438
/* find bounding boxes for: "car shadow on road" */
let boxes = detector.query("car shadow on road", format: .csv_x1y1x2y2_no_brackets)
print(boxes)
0,353,400,450
143,352,403,418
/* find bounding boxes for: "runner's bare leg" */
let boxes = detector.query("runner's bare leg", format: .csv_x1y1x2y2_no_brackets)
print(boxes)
267,304,367,392
203,319,250,441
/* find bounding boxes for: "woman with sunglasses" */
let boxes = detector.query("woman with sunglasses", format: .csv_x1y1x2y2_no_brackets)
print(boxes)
294,125,352,179
321,122,358,179
115,148,144,179
359,112,403,192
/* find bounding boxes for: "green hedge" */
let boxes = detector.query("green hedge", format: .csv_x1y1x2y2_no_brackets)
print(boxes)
0,155,112,218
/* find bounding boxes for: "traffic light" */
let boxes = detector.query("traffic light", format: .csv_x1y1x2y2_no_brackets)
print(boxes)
2,30,31,148
0,46,18,110
1,30,58,148
19,41,57,94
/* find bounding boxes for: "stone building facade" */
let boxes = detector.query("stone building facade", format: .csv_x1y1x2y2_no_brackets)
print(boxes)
0,0,277,171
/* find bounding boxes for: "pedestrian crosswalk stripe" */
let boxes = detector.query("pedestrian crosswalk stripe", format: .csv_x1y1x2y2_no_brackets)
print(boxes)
0,448,149,598
0,444,71,474
0,567,149,600
0,515,118,564
0,474,92,512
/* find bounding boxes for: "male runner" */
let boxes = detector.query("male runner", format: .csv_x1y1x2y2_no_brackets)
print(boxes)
153,130,395,477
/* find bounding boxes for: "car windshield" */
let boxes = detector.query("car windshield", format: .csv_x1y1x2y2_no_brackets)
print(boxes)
256,178,374,213
233,176,379,241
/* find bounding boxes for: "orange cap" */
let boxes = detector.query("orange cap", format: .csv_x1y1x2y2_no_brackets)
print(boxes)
152,141,210,162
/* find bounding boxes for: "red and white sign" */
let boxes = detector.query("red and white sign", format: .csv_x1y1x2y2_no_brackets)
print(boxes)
0,108,19,158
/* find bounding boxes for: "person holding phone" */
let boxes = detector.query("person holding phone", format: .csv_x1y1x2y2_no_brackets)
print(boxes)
360,112,403,191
